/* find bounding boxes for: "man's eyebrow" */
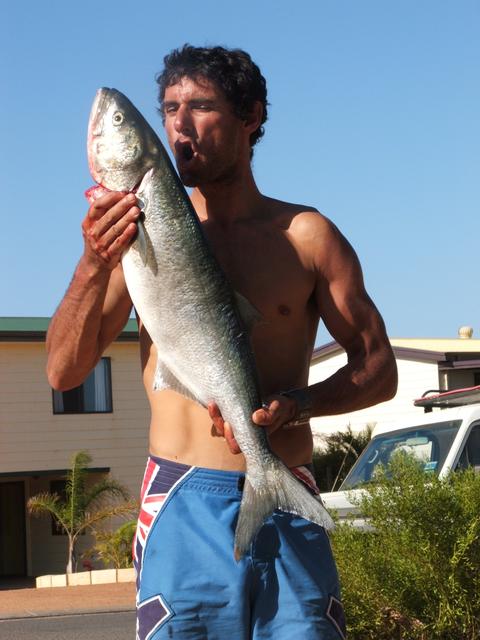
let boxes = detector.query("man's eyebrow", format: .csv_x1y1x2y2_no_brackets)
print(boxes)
189,98,215,104
162,98,216,109
162,100,178,110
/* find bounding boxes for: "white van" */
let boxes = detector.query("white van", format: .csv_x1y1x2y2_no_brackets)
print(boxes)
320,386,480,524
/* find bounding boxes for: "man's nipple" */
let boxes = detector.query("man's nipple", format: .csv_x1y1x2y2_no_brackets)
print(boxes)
278,304,291,316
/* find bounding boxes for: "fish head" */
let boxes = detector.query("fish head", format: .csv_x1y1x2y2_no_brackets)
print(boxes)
87,88,161,192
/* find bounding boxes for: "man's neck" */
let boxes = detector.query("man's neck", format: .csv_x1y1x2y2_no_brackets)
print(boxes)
190,168,265,227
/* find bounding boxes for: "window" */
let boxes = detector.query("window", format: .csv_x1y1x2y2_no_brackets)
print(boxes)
52,358,112,414
457,425,480,472
341,420,462,490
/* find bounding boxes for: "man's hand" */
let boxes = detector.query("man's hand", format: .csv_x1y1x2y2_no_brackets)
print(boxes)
82,191,141,270
208,394,297,455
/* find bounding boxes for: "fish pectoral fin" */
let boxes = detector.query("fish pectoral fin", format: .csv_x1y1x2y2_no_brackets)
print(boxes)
136,219,148,266
134,169,159,273
153,358,201,405
234,292,264,332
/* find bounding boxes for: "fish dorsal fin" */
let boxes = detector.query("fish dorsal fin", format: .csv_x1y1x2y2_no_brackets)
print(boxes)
234,292,264,332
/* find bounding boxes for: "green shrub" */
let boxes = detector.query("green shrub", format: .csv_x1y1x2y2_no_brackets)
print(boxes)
85,519,137,569
331,455,480,639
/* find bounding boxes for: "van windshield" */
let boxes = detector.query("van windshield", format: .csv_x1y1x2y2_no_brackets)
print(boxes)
340,420,462,490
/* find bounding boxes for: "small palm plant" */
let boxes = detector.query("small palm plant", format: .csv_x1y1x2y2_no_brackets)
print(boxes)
313,424,373,492
27,450,137,574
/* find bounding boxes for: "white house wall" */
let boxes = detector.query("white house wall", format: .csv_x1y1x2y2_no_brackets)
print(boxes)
308,353,441,442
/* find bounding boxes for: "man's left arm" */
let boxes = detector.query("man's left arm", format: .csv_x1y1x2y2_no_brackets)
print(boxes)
209,215,397,445
244,217,397,433
258,218,398,433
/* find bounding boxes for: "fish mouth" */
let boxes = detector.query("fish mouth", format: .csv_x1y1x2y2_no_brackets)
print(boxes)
87,88,113,180
88,88,112,139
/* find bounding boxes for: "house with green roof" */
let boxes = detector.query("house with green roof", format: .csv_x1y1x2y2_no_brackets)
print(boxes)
0,317,148,578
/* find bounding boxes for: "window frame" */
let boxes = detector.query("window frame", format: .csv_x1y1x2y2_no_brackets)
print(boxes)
51,357,113,415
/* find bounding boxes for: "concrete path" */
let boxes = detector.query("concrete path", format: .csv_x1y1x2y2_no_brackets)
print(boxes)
0,582,135,620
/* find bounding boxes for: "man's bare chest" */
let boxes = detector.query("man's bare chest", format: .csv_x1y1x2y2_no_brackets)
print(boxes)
203,224,315,321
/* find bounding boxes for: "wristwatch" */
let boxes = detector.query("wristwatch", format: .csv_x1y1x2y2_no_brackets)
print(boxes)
280,388,313,427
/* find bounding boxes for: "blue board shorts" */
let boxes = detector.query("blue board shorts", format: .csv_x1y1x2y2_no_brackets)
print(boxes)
134,456,346,639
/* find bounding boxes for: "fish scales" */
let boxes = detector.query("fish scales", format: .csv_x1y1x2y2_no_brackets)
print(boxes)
87,88,334,558
131,171,259,428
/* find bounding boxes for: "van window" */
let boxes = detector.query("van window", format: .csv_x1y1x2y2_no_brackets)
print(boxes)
340,420,461,490
456,425,480,472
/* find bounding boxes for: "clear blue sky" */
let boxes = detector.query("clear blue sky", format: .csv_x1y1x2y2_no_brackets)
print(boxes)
1,1,478,345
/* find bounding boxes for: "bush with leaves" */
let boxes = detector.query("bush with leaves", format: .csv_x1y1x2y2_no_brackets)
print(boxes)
331,454,480,639
313,425,373,492
85,519,137,569
28,451,138,573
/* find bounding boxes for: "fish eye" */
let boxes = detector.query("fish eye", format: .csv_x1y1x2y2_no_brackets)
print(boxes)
112,111,124,126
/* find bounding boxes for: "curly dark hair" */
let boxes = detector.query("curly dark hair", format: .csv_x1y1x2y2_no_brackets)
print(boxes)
156,44,268,152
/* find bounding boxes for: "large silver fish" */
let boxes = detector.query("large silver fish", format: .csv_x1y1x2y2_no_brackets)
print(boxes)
86,88,334,558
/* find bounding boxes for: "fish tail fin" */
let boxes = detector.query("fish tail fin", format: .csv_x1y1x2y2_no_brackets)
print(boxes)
234,460,334,561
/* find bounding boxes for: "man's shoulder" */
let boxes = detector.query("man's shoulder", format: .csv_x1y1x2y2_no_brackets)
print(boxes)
264,195,318,215
262,197,355,275
264,196,336,239
264,196,323,222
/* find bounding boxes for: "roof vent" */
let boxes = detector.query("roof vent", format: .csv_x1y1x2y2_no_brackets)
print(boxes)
458,326,473,339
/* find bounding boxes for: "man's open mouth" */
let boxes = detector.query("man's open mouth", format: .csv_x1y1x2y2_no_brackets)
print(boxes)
182,145,194,161
176,141,195,163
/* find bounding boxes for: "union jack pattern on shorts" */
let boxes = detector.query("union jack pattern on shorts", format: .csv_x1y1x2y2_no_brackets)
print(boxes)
291,464,321,495
133,457,193,593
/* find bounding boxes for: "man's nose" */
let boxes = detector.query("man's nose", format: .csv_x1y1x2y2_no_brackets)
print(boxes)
174,105,193,135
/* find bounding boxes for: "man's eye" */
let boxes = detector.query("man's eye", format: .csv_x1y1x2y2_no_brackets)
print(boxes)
164,105,177,115
195,104,212,111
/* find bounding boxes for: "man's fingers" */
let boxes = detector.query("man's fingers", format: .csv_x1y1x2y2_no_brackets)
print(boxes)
87,191,129,220
252,399,280,425
94,209,140,253
252,408,271,425
100,222,139,262
208,403,241,454
208,401,222,420
224,422,241,455
82,191,142,268
89,194,139,239
252,396,298,436
208,402,224,436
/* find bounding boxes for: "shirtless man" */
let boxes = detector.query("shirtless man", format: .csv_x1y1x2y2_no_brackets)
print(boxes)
47,45,397,639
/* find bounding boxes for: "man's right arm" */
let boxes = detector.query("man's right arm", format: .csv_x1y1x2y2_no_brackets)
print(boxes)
46,191,141,390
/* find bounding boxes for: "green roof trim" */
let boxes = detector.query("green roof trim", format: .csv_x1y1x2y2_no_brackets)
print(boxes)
0,317,138,341
0,317,51,332
0,467,110,479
